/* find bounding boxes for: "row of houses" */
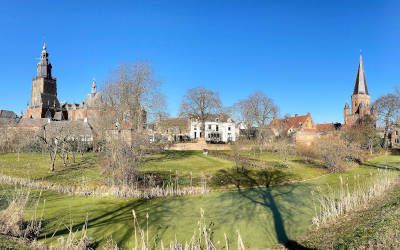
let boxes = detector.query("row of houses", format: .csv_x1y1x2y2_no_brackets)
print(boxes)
152,113,340,145
152,115,238,143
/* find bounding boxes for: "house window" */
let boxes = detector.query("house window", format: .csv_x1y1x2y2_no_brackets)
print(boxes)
396,138,399,144
228,127,231,131
396,131,399,136
208,134,210,138
194,127,197,130
216,125,219,131
208,125,211,129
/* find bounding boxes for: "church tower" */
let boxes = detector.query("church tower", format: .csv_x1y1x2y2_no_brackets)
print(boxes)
344,53,373,125
26,42,60,119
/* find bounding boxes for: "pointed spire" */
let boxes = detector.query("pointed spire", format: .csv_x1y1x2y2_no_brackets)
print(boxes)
353,51,369,95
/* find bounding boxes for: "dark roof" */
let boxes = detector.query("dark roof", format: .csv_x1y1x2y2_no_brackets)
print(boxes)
17,118,48,128
44,120,93,137
0,110,16,119
353,53,369,95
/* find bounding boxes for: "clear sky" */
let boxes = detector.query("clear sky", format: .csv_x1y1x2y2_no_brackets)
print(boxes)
0,0,399,123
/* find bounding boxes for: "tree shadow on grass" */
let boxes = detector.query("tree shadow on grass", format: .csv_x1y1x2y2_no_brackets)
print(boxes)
362,162,400,172
38,197,184,248
230,169,315,250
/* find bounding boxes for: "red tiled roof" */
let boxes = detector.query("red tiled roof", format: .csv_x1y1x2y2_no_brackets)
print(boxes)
271,114,312,130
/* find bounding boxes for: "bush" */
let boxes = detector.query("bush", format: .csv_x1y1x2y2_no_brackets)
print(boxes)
298,134,351,172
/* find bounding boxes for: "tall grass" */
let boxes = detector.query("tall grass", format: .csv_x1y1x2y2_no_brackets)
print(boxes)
0,174,208,199
0,188,44,239
311,170,398,227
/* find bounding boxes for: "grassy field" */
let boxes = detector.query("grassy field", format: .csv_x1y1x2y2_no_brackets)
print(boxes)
364,154,400,170
0,151,234,187
0,151,328,188
301,183,400,249
0,152,102,187
0,152,399,249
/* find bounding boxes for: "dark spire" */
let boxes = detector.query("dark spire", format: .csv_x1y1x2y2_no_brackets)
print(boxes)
353,52,368,95
37,41,53,78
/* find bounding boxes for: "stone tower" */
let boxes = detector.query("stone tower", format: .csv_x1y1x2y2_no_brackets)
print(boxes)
344,53,374,125
26,42,60,119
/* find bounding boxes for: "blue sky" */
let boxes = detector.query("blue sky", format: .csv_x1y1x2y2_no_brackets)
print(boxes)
0,0,399,123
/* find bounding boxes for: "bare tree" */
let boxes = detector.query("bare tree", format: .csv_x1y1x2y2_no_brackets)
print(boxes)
38,123,71,172
99,130,149,184
342,116,380,155
373,92,400,149
179,87,222,138
92,62,165,184
236,91,278,144
95,62,164,136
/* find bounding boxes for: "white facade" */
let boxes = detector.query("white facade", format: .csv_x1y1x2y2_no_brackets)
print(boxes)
189,119,238,143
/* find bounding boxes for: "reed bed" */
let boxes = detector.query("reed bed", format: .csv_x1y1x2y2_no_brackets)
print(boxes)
311,170,399,227
0,173,208,199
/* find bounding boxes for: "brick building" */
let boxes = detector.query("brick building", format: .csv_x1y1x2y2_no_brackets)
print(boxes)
25,43,101,122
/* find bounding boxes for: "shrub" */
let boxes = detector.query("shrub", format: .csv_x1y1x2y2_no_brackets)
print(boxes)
0,189,43,240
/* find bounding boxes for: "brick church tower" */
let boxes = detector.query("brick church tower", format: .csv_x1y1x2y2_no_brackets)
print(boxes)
25,42,60,119
344,53,375,126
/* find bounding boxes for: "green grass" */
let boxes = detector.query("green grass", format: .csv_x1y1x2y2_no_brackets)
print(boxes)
0,151,234,187
0,235,29,250
1,152,399,248
0,152,104,187
364,154,400,170
1,159,396,249
236,151,328,181
141,151,234,176
301,183,400,249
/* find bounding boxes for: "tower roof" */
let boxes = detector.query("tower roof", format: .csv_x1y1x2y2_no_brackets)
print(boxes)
353,53,369,95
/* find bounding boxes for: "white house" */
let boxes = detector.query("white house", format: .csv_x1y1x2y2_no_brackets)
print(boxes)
190,117,238,143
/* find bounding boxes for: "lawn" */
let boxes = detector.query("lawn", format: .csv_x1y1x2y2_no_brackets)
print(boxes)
1,152,399,248
0,150,327,188
0,152,103,187
364,154,400,171
1,159,396,249
0,151,234,188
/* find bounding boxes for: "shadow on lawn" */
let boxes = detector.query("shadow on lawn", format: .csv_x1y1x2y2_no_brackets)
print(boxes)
38,197,181,248
362,162,400,171
232,170,315,250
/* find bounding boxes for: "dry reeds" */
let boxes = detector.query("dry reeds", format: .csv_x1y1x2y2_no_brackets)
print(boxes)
0,188,44,240
311,170,398,227
0,173,208,199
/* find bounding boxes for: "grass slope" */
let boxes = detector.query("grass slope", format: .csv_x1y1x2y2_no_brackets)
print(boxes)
300,183,400,249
